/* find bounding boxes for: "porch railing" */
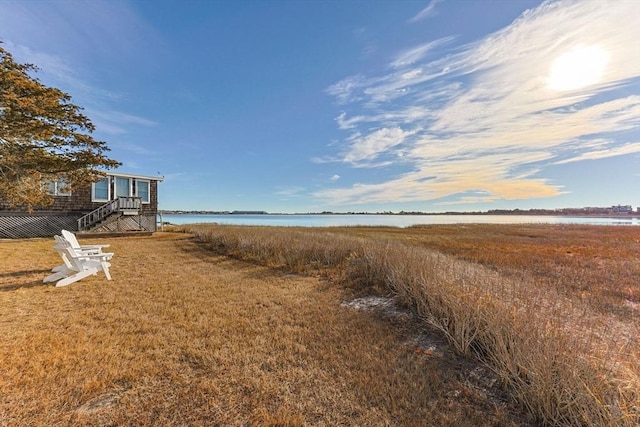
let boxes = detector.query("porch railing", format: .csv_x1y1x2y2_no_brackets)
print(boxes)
77,197,142,231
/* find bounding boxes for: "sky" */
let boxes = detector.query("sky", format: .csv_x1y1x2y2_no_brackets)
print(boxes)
1,0,639,213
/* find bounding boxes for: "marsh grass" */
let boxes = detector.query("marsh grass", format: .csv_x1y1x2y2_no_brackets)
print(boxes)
0,232,522,426
185,224,640,426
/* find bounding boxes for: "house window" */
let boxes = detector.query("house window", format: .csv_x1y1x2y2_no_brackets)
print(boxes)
45,178,71,196
91,175,153,203
135,179,150,203
92,178,110,202
115,177,131,198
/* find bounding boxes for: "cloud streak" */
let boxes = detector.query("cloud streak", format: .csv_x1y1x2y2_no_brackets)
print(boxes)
343,127,415,164
390,37,455,69
409,0,443,23
88,110,159,136
318,0,640,207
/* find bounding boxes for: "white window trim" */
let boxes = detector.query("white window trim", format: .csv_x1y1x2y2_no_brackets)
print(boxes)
92,177,111,202
46,179,72,196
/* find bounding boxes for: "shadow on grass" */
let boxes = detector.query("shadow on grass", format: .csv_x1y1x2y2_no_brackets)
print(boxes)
177,236,297,280
0,269,51,292
175,236,234,262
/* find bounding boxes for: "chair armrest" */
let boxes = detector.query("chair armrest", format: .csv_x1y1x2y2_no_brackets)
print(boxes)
79,244,110,249
75,248,105,256
71,251,114,261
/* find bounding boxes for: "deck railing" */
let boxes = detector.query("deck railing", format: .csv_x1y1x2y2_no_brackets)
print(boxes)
77,197,142,231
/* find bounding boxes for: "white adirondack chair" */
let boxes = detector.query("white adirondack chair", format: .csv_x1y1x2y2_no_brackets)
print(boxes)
61,229,110,255
50,235,113,272
50,235,76,274
44,236,114,287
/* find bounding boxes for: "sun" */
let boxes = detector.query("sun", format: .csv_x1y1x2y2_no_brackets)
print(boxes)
547,45,609,91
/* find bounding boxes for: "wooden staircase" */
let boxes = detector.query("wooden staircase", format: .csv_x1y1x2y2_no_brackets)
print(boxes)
77,197,142,232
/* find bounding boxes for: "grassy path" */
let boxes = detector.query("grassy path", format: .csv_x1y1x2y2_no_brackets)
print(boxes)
1,233,524,426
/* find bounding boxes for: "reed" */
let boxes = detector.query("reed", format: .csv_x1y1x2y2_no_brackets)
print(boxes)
184,224,639,426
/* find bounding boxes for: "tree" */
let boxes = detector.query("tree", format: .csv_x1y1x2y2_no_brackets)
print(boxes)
0,44,121,211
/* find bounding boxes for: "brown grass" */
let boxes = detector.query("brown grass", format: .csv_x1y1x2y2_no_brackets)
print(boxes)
182,224,640,426
345,224,640,319
0,232,524,426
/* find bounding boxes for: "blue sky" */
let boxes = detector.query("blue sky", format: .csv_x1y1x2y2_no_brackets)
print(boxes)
1,0,638,213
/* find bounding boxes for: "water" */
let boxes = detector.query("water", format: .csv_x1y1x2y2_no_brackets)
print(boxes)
159,213,640,227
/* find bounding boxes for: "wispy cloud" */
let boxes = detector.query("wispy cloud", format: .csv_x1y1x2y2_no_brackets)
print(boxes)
3,41,121,101
319,0,640,207
342,127,416,165
1,0,161,64
409,0,443,23
88,110,158,136
325,75,368,105
336,106,433,130
0,1,162,137
554,142,640,165
390,37,455,69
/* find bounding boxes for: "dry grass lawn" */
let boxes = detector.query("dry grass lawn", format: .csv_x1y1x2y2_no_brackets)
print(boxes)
0,232,525,426
182,223,639,426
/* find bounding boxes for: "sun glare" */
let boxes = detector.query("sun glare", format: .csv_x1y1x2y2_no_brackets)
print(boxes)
548,45,609,91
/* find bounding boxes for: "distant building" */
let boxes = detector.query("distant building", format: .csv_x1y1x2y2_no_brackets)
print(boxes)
611,205,633,214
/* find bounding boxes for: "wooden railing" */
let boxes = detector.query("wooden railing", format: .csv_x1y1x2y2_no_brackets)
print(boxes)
77,197,142,231
117,196,142,212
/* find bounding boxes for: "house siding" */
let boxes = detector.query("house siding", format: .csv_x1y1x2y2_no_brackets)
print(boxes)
47,186,92,212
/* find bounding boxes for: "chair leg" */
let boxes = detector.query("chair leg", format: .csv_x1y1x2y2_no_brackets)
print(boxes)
55,268,98,287
101,262,112,280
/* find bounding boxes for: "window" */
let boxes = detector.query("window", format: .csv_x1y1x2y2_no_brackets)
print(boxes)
115,177,131,198
92,177,110,202
91,175,153,203
45,181,56,195
135,179,150,203
45,178,71,196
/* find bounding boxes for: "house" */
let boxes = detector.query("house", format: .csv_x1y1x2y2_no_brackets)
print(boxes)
0,172,164,238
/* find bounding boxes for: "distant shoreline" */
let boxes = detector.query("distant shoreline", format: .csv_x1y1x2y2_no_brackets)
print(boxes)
159,211,639,218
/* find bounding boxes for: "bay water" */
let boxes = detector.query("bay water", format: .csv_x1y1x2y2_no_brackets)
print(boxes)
159,213,640,227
